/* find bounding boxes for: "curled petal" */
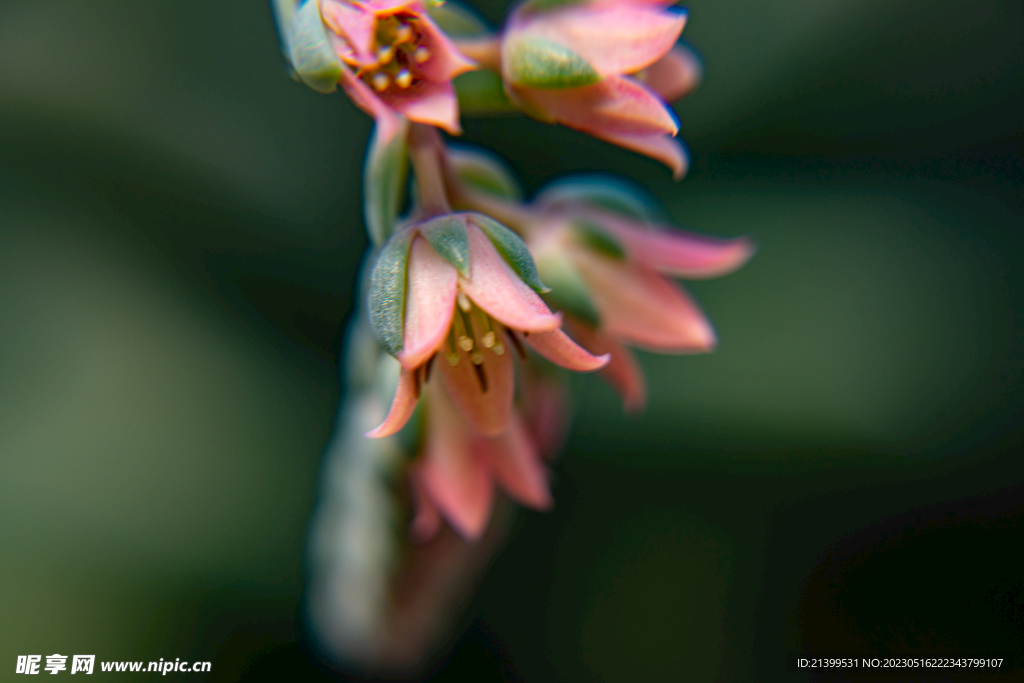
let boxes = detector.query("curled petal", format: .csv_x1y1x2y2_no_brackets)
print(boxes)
567,321,646,412
522,328,610,371
399,236,458,369
582,211,756,278
483,414,552,510
573,251,716,352
460,224,560,333
640,44,702,102
365,367,419,438
516,76,678,137
438,334,514,436
512,4,685,77
421,384,494,539
594,130,688,179
382,79,463,135
415,11,478,82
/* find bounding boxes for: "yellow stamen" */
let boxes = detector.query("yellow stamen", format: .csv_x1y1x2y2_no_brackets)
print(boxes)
481,331,496,348
492,342,505,355
377,45,394,64
395,25,414,44
413,46,430,63
458,336,474,352
470,351,485,365
457,291,472,312
395,69,412,88
371,72,389,91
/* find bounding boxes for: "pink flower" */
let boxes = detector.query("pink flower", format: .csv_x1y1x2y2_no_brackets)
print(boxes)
364,212,608,538
498,0,698,177
319,0,476,133
526,192,754,410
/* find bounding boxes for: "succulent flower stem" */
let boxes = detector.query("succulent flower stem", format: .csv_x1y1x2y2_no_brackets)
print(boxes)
409,123,453,218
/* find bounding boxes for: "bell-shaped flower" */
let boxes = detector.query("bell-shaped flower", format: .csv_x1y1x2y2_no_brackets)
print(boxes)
365,211,609,439
498,0,696,177
273,0,476,134
525,177,754,410
406,379,554,540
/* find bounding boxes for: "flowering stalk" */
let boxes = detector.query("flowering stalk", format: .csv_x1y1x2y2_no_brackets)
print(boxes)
272,0,751,674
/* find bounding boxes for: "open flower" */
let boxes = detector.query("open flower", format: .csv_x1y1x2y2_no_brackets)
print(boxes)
498,0,695,177
364,211,608,537
274,0,476,133
517,179,754,410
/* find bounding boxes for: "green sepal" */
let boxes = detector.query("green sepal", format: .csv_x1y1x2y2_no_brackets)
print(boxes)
448,146,523,200
535,175,663,222
420,214,471,277
364,116,410,247
504,36,601,90
536,251,601,326
271,0,345,94
367,229,414,356
574,220,626,260
454,70,517,115
469,213,549,293
427,1,489,37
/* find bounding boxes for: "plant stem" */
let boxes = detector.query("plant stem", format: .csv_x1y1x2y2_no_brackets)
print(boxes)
408,123,451,218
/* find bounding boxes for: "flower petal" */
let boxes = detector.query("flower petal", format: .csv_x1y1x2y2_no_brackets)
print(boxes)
381,79,463,134
566,320,646,412
483,414,552,510
338,61,403,126
399,236,458,369
421,384,494,539
523,328,610,371
520,370,571,459
459,224,561,333
640,44,702,102
415,11,478,82
581,210,756,278
365,367,420,437
437,328,515,435
512,3,685,77
516,76,678,137
321,0,376,65
573,250,716,352
592,129,688,179
408,462,442,543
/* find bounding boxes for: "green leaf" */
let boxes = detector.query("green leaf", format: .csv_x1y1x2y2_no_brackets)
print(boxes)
448,146,523,200
271,0,345,94
536,251,601,326
505,36,601,90
454,70,517,115
535,175,664,222
420,214,470,276
574,220,626,260
368,229,414,356
427,2,489,37
364,116,409,247
469,213,549,292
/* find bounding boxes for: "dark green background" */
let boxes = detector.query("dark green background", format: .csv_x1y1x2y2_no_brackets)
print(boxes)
1,0,1021,680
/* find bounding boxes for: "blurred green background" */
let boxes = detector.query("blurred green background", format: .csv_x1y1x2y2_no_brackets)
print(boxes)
1,0,1021,680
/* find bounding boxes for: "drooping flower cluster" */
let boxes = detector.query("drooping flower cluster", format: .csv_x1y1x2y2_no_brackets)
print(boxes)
273,0,751,669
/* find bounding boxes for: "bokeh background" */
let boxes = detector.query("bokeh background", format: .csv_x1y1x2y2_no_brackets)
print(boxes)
1,0,1022,680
